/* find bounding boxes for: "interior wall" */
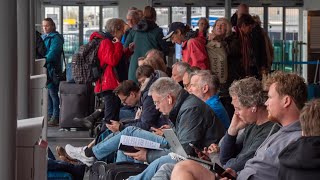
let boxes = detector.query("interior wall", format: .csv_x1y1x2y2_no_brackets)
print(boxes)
304,0,320,10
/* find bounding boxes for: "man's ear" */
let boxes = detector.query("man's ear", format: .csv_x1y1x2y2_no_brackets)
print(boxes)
283,95,292,108
202,84,209,94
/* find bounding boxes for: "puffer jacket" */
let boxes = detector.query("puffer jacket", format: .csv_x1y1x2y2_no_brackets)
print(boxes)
124,19,168,82
181,37,209,70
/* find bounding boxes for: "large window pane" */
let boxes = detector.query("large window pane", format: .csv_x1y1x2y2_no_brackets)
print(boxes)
268,7,283,41
172,7,187,23
191,7,206,30
285,8,299,41
155,7,169,36
63,6,79,61
102,6,118,27
83,6,100,44
45,6,61,32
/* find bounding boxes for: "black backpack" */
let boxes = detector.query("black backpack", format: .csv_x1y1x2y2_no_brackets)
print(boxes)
89,161,148,180
35,30,47,59
72,32,108,84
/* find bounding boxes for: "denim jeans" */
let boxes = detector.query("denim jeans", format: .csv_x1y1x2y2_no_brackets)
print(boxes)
92,126,169,160
101,91,121,132
128,155,177,180
48,85,60,119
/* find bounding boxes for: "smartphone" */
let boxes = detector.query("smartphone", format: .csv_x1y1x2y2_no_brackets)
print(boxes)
189,143,210,160
214,163,236,180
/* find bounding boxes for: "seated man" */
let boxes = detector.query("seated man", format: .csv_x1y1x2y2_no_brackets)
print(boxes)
278,99,320,180
171,71,307,180
152,77,279,179
188,70,230,130
171,61,191,87
65,77,224,167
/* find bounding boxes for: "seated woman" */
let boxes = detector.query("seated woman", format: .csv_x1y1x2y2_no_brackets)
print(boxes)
278,99,320,180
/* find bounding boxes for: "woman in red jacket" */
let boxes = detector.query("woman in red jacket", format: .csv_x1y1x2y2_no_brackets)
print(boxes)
163,22,209,70
89,18,130,131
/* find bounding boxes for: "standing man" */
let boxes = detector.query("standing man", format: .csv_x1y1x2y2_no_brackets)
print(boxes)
42,17,64,126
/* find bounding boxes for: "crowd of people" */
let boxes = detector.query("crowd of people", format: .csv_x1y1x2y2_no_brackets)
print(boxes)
40,3,320,180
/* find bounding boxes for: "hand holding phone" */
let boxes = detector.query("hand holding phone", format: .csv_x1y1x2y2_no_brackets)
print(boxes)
189,143,210,161
214,163,236,180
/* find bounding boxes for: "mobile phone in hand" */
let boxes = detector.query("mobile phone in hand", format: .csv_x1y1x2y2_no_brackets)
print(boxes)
214,163,236,180
189,143,210,160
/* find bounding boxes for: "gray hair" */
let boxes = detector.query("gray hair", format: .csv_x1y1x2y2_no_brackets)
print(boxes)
229,77,267,108
173,62,191,76
127,10,141,22
148,77,182,97
105,18,125,34
193,70,220,90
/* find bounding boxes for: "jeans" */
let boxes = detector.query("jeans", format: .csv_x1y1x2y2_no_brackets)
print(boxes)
102,91,121,132
48,85,60,119
128,155,177,180
92,126,169,160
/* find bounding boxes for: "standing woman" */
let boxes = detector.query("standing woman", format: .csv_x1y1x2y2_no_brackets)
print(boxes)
163,22,209,70
42,18,64,126
89,18,127,132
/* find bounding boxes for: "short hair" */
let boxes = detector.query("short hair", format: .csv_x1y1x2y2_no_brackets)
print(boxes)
145,49,164,60
193,70,220,90
143,56,167,72
173,62,191,77
300,99,320,136
229,77,267,108
136,65,155,79
237,14,255,27
105,18,125,34
127,10,141,24
213,18,232,37
143,6,157,22
43,17,56,31
113,80,140,96
265,71,307,110
148,77,182,97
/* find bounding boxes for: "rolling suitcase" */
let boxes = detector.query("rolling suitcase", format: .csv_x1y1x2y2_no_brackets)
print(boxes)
59,81,94,128
89,161,148,180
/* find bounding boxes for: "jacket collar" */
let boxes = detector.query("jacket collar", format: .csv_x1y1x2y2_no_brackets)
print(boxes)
168,89,189,123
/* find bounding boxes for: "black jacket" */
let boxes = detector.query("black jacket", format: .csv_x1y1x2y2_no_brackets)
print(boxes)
279,136,320,180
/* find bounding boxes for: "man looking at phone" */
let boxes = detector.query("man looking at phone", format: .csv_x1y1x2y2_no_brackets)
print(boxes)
171,71,306,180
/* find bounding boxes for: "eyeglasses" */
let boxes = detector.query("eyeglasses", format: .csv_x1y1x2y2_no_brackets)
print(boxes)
121,95,129,105
183,83,190,89
153,96,167,106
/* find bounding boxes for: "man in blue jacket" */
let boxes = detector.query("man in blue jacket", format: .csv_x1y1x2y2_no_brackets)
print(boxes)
42,17,64,126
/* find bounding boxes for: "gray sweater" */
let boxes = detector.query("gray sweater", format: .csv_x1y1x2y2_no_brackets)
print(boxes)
237,120,302,180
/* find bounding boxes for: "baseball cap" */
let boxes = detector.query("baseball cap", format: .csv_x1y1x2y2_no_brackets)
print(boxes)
163,22,186,40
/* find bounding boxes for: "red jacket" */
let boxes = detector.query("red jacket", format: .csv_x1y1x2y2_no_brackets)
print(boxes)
181,38,209,70
89,32,123,93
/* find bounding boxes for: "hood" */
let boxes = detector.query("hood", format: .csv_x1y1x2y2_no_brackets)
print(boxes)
133,19,158,32
89,31,113,41
279,136,320,169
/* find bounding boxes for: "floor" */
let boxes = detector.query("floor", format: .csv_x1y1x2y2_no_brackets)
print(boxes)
47,126,94,179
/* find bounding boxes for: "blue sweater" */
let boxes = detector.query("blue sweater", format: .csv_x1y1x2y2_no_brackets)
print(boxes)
206,95,230,130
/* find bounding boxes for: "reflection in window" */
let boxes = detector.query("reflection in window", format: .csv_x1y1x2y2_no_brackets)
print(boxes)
102,6,118,27
155,7,169,36
83,6,100,44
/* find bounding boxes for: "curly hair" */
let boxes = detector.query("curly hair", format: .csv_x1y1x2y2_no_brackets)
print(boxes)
229,77,267,107
264,71,307,110
300,99,320,136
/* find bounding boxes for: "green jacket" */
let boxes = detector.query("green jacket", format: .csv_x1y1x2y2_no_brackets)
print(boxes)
124,19,168,82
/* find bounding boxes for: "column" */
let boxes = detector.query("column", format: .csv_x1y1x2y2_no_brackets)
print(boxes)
0,0,17,179
225,0,231,20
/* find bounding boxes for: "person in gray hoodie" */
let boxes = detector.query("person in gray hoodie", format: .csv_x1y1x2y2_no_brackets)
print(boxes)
171,71,307,180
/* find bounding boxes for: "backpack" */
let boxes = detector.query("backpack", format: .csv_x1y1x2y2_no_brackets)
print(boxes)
206,40,228,84
72,32,107,84
35,30,47,59
89,161,148,180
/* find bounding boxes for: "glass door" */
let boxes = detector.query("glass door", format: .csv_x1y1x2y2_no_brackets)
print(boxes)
63,6,79,61
83,6,100,44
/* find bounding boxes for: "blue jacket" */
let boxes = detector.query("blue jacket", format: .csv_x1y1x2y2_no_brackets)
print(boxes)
206,95,230,130
42,31,64,88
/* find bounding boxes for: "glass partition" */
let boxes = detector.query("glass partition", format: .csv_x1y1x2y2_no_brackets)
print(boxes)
63,6,79,61
83,6,100,44
155,7,169,36
191,7,206,30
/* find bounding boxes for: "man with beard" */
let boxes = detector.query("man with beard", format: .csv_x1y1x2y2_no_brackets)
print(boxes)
171,71,307,180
